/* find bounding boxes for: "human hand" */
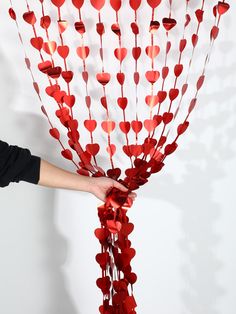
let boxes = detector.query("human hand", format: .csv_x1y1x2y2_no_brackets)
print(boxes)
88,176,137,203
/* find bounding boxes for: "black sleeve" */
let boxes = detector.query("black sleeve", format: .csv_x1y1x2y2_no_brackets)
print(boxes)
0,140,41,188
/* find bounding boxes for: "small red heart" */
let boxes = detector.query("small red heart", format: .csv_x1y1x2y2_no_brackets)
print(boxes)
61,149,73,160
162,66,169,79
86,143,100,156
145,95,159,108
96,22,105,35
157,90,167,103
182,83,188,95
91,0,105,11
149,20,160,34
45,84,60,97
117,97,128,110
110,0,121,11
30,37,43,50
67,119,78,130
95,252,109,270
130,144,143,157
123,146,132,157
107,168,121,180
132,47,141,60
8,8,16,20
114,47,127,62
82,71,89,82
106,220,121,233
162,17,177,31
96,276,111,294
153,114,162,126
63,95,75,108
188,98,197,113
134,72,140,85
84,119,97,132
57,45,69,59
116,72,125,85
163,112,173,124
51,0,65,7
43,41,57,55
101,120,116,133
111,23,121,36
179,39,187,52
144,119,158,132
174,64,183,77
125,272,137,285
164,142,178,155
76,46,89,60
211,26,219,40
217,2,230,15
23,11,36,25
130,22,139,34
85,96,91,108
106,144,116,156
185,14,191,27
131,120,142,133
38,61,52,74
197,75,205,90
96,72,111,86
195,9,204,23
130,0,141,11
74,21,86,34
53,90,66,103
169,88,179,101
147,0,161,9
119,121,130,134
145,45,160,59
49,128,60,140
177,121,189,135
94,227,109,242
100,96,107,109
72,0,84,9
58,20,68,34
47,66,62,79
145,70,160,83
40,16,51,29
192,34,198,47
121,223,134,236
62,71,73,83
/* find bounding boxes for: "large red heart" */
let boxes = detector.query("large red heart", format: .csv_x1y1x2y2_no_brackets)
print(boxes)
84,119,97,132
51,0,65,7
76,46,90,60
86,143,100,156
30,37,43,50
96,72,111,86
49,128,60,140
72,0,84,9
40,16,51,29
117,97,128,110
145,95,159,108
42,41,57,55
57,45,69,59
145,45,160,59
144,119,158,132
114,47,127,62
101,120,116,133
23,11,36,25
145,71,160,83
91,0,105,11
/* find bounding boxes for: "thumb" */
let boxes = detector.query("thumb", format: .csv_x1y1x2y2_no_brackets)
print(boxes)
113,180,129,193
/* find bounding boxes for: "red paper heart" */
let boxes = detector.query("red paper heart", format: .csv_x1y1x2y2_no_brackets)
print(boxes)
131,120,142,133
61,149,73,160
121,223,134,236
195,9,204,23
106,220,122,233
51,0,65,7
114,47,127,62
64,95,76,107
47,67,62,79
157,90,167,103
117,72,125,85
153,114,162,126
163,112,173,124
72,0,84,9
86,143,100,156
94,228,109,242
100,96,107,109
96,252,109,270
57,45,69,59
58,20,68,34
164,142,178,155
149,20,160,34
96,22,105,35
84,119,97,132
38,60,52,73
106,144,116,157
192,34,198,47
23,11,36,25
110,0,121,11
197,75,205,90
130,144,143,157
169,88,179,101
67,119,78,130
96,276,111,294
211,26,219,40
42,41,57,55
132,47,141,60
30,37,43,50
177,121,189,135
53,90,66,103
76,46,90,60
217,2,230,15
82,71,89,82
107,168,121,179
179,39,187,52
96,72,111,86
162,18,177,31
134,72,140,85
91,0,105,10
40,16,51,29
144,119,158,132
117,97,128,110
8,8,16,20
145,95,159,108
145,45,160,59
130,0,141,11
162,66,169,79
185,14,191,27
119,121,130,134
74,21,86,34
62,71,73,83
49,128,60,140
45,84,60,97
145,70,160,83
174,64,183,77
123,146,132,157
130,22,139,34
111,23,121,36
102,120,116,133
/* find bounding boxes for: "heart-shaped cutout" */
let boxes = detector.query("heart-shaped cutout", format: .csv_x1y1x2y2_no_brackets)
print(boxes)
145,70,160,83
96,72,111,86
84,119,97,132
74,21,86,34
23,11,36,25
76,46,90,60
145,45,160,59
101,120,116,133
86,143,100,156
43,41,57,55
30,37,43,50
114,47,127,62
117,97,128,110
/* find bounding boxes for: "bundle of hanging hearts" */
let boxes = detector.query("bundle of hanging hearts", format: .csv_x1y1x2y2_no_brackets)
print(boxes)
8,0,230,312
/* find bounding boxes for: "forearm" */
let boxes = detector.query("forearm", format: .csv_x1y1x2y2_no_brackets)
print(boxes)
38,158,92,192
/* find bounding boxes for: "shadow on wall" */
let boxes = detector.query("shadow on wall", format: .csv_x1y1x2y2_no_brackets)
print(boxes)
0,45,80,314
140,44,236,312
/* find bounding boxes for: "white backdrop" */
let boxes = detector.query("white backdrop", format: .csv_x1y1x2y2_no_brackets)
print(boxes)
0,1,236,314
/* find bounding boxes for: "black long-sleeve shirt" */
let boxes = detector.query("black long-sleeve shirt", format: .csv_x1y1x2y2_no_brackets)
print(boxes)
0,140,41,187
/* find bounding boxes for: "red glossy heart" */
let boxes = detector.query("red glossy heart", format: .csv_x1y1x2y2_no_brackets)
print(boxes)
130,22,139,34
174,64,183,77
177,121,189,135
192,34,198,47
94,227,109,242
8,8,16,20
43,41,57,55
195,9,204,23
58,20,68,34
76,46,90,60
72,0,84,9
131,120,142,133
49,128,60,140
164,142,178,155
106,144,116,157
149,20,160,34
100,96,107,109
82,71,89,82
61,149,73,160
211,26,219,40
96,276,111,293
147,0,161,9
217,2,230,15
40,16,51,29
23,11,36,25
53,90,66,103
185,14,191,27
102,120,116,133
47,66,62,79
197,75,205,90
85,96,91,108
45,84,60,97
91,0,105,10
67,119,78,130
57,45,69,59
84,119,97,132
134,72,140,85
117,97,128,110
119,122,130,134
96,252,109,270
38,60,52,73
63,95,76,107
106,220,121,233
169,88,179,101
74,21,86,34
114,47,127,62
111,23,121,36
96,22,105,35
86,143,100,156
123,146,132,157
130,145,143,157
30,37,43,50
162,18,177,31
121,222,134,236
145,95,159,108
153,114,162,126
179,39,187,52
163,112,173,124
117,72,125,85
110,0,121,11
132,47,141,60
145,45,160,59
107,168,121,179
157,90,167,103
145,70,160,83
130,0,141,11
188,98,197,113
162,66,169,79
51,0,65,7
96,72,111,86
62,71,73,83
144,119,158,132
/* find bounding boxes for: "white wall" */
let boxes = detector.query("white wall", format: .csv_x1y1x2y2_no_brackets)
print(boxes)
1,1,236,314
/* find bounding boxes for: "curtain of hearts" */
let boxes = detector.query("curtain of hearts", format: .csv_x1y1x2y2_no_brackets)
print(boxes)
8,0,230,312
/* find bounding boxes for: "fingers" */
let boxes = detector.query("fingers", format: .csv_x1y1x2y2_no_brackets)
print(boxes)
113,180,129,192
